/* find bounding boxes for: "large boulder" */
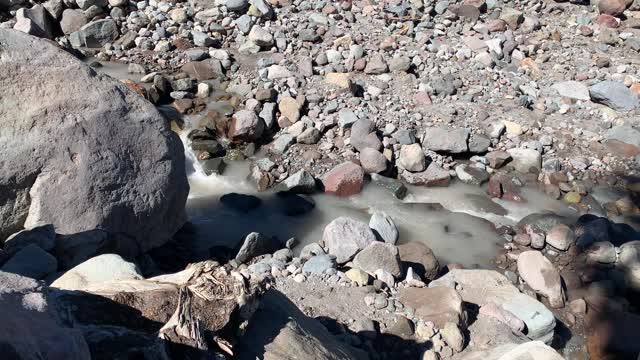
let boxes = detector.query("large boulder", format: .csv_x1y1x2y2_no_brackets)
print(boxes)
460,341,564,360
322,162,365,197
0,271,91,360
51,254,143,291
517,251,564,308
353,242,402,278
69,19,119,48
237,289,366,360
430,269,556,342
397,242,440,281
0,30,188,256
322,217,376,264
398,287,464,328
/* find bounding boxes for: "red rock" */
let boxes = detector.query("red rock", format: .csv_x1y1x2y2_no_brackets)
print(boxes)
413,91,432,106
580,25,594,36
354,58,366,71
598,0,630,16
487,19,507,32
630,83,640,96
596,14,620,28
486,150,511,169
322,162,365,196
487,175,526,202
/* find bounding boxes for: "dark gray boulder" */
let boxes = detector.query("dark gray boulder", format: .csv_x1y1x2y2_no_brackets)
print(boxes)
0,29,188,256
0,271,91,359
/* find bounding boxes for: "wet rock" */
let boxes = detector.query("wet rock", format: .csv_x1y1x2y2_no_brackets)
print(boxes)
401,162,451,187
546,224,575,251
236,232,280,263
302,254,336,274
589,81,639,112
353,242,402,278
455,164,489,185
228,110,264,142
181,60,223,81
69,19,119,48
322,162,365,197
517,251,564,308
399,143,426,172
359,148,387,174
507,148,542,173
280,170,316,194
369,211,398,244
398,287,464,328
370,174,408,199
430,269,555,341
1,244,57,280
220,193,261,212
322,217,376,264
275,193,314,216
422,127,469,153
51,254,142,290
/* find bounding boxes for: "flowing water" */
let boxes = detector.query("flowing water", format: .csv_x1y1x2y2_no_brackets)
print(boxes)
182,142,576,267
91,61,577,267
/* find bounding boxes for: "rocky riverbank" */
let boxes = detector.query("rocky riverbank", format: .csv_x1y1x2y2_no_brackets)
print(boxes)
1,0,640,358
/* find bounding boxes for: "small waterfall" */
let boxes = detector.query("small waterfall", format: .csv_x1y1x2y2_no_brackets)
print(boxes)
180,130,208,179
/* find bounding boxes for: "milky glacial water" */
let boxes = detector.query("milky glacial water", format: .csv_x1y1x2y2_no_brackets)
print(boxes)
182,148,576,267
90,60,577,267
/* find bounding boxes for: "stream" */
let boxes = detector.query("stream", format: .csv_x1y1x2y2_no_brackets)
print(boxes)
92,61,578,268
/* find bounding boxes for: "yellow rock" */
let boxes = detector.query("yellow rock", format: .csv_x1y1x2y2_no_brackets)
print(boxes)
325,72,351,88
564,192,581,204
503,120,524,136
346,268,370,286
278,96,300,123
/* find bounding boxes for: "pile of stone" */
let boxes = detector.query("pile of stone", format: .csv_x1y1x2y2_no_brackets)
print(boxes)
225,208,570,359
